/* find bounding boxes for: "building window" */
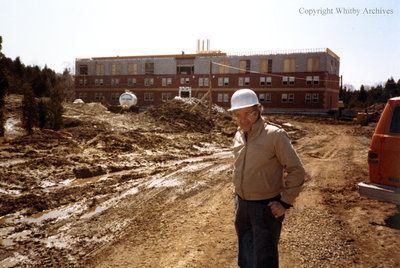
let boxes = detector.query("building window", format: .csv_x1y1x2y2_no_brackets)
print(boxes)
162,77,172,86
145,62,154,75
144,78,154,86
239,60,251,73
260,77,266,86
261,59,273,73
79,65,88,75
283,58,296,73
78,92,87,101
313,93,319,103
244,77,250,86
283,76,294,86
282,76,288,85
111,92,120,101
224,93,229,102
162,92,172,101
307,57,320,72
224,77,229,86
218,60,230,74
94,92,103,102
307,76,319,85
259,93,265,102
266,77,272,86
95,79,99,87
268,59,273,73
217,93,229,102
266,93,271,102
218,77,229,86
199,77,209,87
281,93,288,103
185,78,190,84
199,78,204,87
288,93,294,103
313,76,319,85
180,78,185,84
128,63,137,75
176,59,194,74
111,78,119,87
111,63,120,75
305,93,311,103
144,92,154,101
96,64,104,76
238,77,244,86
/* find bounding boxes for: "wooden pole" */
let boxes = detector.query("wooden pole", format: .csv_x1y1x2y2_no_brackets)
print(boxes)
209,61,213,121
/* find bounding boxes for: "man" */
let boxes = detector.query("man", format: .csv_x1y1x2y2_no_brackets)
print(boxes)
230,89,305,268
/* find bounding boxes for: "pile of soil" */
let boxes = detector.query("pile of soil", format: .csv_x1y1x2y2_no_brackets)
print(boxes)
145,98,237,136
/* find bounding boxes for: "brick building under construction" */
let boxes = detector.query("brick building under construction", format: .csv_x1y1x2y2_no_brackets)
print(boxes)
74,43,341,112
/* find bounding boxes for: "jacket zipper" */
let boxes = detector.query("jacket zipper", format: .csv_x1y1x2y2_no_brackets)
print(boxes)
240,132,248,200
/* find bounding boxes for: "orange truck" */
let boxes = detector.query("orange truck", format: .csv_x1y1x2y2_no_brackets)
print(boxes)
358,97,400,205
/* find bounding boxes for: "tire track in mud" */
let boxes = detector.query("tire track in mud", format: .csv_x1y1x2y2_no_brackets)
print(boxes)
87,152,236,267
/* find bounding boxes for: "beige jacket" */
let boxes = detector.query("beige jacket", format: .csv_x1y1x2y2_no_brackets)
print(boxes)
232,117,305,205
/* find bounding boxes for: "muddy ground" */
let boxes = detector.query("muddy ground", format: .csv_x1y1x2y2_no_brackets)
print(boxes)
0,95,399,267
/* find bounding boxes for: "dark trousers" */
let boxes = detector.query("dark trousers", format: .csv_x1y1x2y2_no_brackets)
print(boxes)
235,195,284,268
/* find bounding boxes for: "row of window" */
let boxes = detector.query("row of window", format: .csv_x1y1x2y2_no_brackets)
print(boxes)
79,92,319,104
217,93,319,103
79,57,324,76
79,76,321,87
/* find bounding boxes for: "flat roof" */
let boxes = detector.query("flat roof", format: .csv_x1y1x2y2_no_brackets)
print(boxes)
76,48,339,62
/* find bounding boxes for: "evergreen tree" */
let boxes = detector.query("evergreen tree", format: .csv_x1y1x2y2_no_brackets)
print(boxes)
38,99,49,129
22,87,38,134
48,85,64,130
358,85,368,104
384,77,397,99
0,36,9,137
60,69,74,101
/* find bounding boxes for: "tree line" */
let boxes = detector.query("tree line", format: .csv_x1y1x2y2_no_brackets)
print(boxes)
340,78,400,108
0,36,74,136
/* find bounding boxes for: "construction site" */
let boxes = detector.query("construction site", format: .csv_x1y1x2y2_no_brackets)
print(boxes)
0,93,400,267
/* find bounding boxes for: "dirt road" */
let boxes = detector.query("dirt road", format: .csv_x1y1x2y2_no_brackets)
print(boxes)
1,96,399,267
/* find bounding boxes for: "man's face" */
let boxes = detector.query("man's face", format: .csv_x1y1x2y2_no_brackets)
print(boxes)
233,106,258,132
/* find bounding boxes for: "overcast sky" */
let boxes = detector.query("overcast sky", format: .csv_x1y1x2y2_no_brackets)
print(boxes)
1,0,399,89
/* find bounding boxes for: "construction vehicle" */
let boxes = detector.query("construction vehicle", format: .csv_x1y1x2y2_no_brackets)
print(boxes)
356,104,383,126
358,97,400,205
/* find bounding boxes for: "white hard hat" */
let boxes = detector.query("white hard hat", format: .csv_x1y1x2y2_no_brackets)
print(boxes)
228,89,259,111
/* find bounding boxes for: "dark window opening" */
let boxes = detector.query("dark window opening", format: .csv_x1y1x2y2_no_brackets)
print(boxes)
389,106,400,134
145,62,154,75
79,65,88,75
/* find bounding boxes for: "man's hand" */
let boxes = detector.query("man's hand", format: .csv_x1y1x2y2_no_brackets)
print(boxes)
268,201,286,218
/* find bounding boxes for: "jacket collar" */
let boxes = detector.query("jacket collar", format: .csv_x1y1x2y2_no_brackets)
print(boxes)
239,117,265,141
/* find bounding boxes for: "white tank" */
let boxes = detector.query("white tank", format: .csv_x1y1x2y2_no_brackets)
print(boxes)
119,92,137,109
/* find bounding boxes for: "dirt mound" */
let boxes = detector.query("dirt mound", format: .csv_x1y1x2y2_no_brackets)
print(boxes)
145,98,236,136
